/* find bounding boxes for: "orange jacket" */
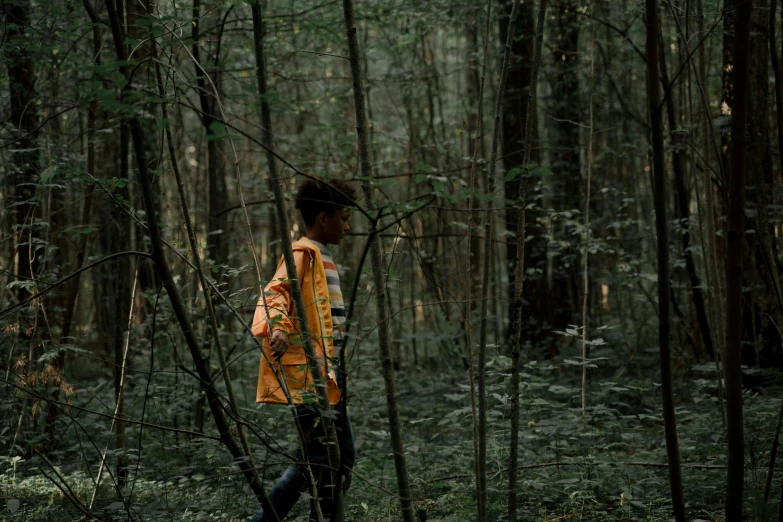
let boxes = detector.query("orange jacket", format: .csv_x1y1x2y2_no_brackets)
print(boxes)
252,237,340,405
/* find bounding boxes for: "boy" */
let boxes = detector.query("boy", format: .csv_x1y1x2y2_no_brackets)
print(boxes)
250,178,357,522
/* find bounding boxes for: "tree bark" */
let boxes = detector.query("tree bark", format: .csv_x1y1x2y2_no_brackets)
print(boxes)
508,3,547,520
4,0,39,301
499,0,544,348
250,3,341,520
147,1,259,496
340,1,415,521
744,0,783,368
125,0,161,319
657,21,715,361
551,0,582,346
480,0,526,514
720,0,735,194
772,0,783,177
103,3,278,517
500,0,556,357
464,2,491,518
696,0,728,426
192,0,229,271
724,0,752,519
45,3,100,449
645,1,686,520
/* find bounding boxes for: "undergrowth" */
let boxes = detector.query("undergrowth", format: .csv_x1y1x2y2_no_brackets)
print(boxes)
3,341,782,522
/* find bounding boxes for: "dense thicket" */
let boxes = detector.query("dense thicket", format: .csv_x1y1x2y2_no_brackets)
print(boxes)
2,0,783,521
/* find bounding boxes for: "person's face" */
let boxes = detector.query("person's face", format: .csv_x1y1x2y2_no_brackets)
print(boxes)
321,207,351,245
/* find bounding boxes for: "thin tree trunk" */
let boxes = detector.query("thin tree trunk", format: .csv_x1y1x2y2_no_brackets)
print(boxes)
250,3,340,521
89,269,137,506
464,1,492,518
746,0,782,368
779,479,783,522
508,3,547,520
696,0,727,426
773,0,783,174
645,1,686,520
500,0,535,332
103,4,278,518
4,0,39,307
146,2,258,495
724,0,752,519
45,8,99,444
552,0,581,351
114,264,130,488
479,0,525,514
192,0,229,270
113,120,132,489
721,0,736,190
657,18,715,361
340,1,415,521
580,4,595,418
764,400,783,504
125,0,160,321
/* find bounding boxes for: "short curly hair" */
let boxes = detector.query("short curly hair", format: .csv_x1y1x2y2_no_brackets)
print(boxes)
294,177,358,227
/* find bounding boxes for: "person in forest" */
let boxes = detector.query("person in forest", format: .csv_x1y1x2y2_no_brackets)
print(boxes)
250,177,357,522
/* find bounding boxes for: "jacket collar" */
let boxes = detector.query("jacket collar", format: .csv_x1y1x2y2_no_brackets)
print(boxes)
292,236,319,252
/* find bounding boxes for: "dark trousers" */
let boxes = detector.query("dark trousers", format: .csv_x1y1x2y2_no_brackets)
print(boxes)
251,404,355,522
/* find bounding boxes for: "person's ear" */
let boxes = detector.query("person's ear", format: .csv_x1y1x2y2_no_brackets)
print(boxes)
316,211,328,228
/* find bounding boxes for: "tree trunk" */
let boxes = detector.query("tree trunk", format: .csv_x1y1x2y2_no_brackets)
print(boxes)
645,1,686,520
250,3,341,520
499,0,537,335
103,3,278,517
724,0,752,518
509,4,547,519
772,0,783,177
126,0,161,320
4,0,39,301
720,0,735,195
192,0,229,271
744,0,783,368
340,1,415,521
465,19,485,300
45,4,99,449
657,19,715,361
500,0,555,357
550,0,581,341
696,0,728,425
464,4,491,517
480,0,521,511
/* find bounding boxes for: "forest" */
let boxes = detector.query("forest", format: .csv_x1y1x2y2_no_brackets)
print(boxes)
1,0,783,520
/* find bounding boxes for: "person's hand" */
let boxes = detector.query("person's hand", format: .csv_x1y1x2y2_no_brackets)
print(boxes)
270,330,289,361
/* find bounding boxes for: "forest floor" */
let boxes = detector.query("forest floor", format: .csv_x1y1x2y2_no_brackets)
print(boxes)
3,341,782,522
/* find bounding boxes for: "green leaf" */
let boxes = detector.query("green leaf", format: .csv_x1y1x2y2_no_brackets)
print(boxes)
67,225,98,240
207,121,227,140
41,165,58,184
504,167,522,181
7,280,36,293
526,166,553,178
153,118,170,131
415,161,433,173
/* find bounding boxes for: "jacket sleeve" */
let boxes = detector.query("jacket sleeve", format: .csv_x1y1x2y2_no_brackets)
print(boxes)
251,250,307,338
